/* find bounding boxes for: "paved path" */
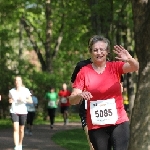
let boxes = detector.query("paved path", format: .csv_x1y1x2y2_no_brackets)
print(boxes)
0,122,81,150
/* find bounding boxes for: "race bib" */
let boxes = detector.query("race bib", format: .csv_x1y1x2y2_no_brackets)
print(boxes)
61,97,67,103
90,98,118,125
48,101,55,107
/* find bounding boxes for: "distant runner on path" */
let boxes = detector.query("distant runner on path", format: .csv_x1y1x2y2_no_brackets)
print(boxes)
58,83,71,125
45,87,59,129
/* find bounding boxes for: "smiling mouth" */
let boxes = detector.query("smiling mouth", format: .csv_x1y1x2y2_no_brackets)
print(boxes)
97,56,103,59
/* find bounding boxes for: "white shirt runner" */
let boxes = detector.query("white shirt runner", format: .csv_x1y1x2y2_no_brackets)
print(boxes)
90,98,118,125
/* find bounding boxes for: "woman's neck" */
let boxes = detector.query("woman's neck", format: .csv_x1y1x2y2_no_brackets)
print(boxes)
15,86,22,91
92,61,107,74
93,60,106,67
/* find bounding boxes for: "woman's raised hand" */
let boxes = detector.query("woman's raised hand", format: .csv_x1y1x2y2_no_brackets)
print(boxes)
113,45,132,62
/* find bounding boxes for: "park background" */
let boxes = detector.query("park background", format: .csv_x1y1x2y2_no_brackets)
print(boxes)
0,0,149,150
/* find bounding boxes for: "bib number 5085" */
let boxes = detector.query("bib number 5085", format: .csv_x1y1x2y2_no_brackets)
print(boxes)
95,109,112,117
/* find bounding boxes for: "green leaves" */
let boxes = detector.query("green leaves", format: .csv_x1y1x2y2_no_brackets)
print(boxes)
0,0,134,107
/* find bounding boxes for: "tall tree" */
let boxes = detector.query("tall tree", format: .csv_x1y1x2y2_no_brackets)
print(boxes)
129,0,150,149
20,1,65,72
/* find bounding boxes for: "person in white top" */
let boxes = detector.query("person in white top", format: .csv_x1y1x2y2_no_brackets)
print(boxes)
9,76,32,150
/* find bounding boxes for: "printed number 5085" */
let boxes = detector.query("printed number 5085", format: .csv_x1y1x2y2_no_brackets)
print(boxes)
95,109,112,117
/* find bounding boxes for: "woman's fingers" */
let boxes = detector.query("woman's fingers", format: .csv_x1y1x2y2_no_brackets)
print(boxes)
81,91,93,100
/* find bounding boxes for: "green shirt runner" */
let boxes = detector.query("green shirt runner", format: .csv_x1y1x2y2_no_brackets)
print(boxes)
45,92,58,109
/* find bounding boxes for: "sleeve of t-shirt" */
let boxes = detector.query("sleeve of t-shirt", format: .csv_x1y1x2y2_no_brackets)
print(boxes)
9,89,17,101
58,91,61,97
67,90,71,96
25,88,32,97
115,61,125,76
72,68,85,91
71,63,81,83
9,90,12,98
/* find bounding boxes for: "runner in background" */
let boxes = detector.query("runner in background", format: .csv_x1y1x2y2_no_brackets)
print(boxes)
58,83,71,125
25,89,38,135
71,58,94,150
9,76,32,150
45,87,58,129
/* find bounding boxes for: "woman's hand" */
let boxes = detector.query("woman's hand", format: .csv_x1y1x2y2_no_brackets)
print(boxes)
113,45,132,62
69,88,93,105
78,91,93,100
114,45,139,73
9,98,14,103
18,97,25,102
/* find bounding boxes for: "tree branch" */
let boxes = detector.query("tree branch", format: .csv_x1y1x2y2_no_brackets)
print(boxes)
20,17,47,71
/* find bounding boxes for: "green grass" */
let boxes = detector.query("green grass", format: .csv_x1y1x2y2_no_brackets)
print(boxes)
52,129,89,150
0,119,12,129
35,112,80,124
0,113,81,129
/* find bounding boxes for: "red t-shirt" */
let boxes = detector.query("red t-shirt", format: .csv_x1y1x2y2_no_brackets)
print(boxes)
73,61,129,130
58,90,71,107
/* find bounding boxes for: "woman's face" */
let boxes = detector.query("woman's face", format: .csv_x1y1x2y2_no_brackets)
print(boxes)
91,41,108,63
15,77,22,88
51,88,55,92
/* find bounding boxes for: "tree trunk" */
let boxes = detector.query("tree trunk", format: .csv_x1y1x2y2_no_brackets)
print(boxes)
21,1,64,73
45,0,52,72
88,0,112,35
129,0,150,149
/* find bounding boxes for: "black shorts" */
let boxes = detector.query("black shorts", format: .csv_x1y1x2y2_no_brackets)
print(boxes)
79,100,87,129
60,106,69,114
10,113,27,125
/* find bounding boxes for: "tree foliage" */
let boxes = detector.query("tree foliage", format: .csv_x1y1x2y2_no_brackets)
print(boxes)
0,0,139,132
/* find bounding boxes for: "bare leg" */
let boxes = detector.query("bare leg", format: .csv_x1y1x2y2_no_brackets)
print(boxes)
19,125,25,145
13,122,19,147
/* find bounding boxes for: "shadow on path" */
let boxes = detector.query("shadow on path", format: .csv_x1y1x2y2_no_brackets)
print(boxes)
0,122,81,150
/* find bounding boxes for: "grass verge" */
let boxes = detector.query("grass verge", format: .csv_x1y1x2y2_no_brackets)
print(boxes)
52,129,89,150
0,113,81,129
0,119,12,129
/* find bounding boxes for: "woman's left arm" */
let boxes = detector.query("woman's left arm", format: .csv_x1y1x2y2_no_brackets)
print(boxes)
113,45,139,73
123,57,139,73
